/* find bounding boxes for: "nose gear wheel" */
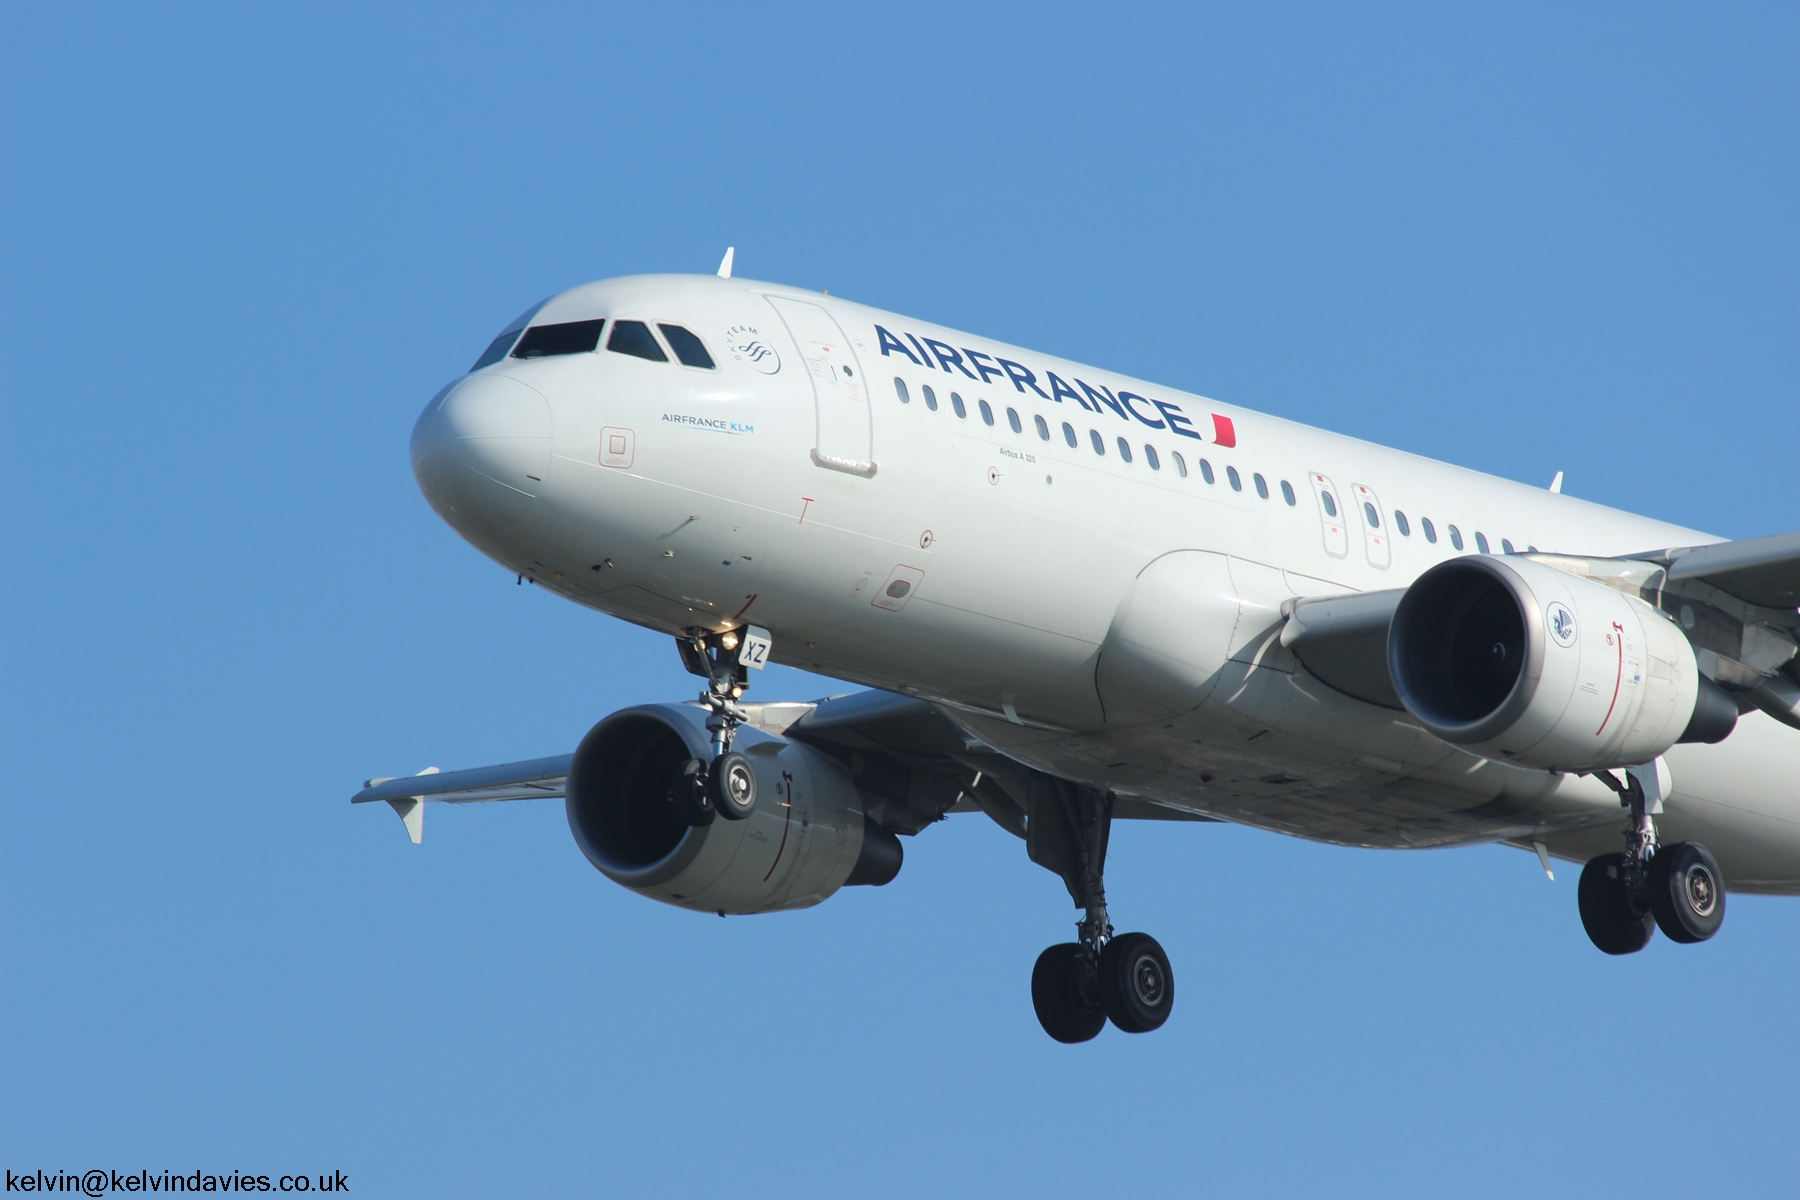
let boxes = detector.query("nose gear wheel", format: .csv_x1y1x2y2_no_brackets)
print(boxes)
674,626,772,823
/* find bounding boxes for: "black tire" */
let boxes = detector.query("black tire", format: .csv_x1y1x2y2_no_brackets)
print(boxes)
1648,842,1726,944
666,757,715,827
1577,853,1653,955
1031,943,1105,1044
1099,932,1174,1034
708,751,757,821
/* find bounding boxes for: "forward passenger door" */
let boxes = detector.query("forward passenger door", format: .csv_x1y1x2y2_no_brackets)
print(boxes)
764,296,874,477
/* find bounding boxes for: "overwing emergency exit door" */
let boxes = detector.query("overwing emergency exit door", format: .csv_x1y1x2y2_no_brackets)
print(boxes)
1309,473,1349,558
764,295,874,477
1351,483,1390,569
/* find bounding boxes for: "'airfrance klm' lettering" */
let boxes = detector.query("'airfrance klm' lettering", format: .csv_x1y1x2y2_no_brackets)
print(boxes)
662,413,755,434
873,325,1236,448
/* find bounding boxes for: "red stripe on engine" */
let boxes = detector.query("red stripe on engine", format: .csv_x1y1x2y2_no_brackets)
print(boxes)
1596,621,1625,736
763,774,796,882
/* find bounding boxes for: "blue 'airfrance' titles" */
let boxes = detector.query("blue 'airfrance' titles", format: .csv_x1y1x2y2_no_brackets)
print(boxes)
873,325,1237,447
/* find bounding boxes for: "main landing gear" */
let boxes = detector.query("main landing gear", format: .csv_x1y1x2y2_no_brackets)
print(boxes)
667,626,771,826
1578,765,1725,954
1024,781,1175,1042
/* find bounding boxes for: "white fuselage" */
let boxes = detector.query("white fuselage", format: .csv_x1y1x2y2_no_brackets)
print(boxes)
411,274,1800,890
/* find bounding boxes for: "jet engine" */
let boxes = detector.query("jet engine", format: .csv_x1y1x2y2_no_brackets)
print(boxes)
1388,555,1735,771
564,704,903,915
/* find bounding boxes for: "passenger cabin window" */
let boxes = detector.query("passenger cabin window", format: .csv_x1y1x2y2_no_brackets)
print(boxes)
1173,452,1188,478
1035,414,1050,440
979,399,995,426
1254,473,1269,499
1227,466,1242,491
1007,407,1022,434
1090,429,1105,455
512,319,606,360
1395,510,1410,536
658,324,716,369
1117,437,1133,463
1475,532,1490,554
1145,445,1160,470
1321,491,1338,517
472,328,523,371
923,385,939,411
1422,518,1437,544
607,320,667,362
1449,525,1464,550
951,392,967,418
1199,459,1215,484
1062,422,1077,447
1363,502,1380,528
893,377,910,404
1281,480,1296,506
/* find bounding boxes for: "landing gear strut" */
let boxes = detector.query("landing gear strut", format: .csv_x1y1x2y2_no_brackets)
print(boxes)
668,625,771,825
1022,779,1174,1042
1579,763,1725,953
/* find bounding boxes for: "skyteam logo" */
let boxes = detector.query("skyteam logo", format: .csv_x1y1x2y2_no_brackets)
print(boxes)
1547,602,1578,648
725,324,780,374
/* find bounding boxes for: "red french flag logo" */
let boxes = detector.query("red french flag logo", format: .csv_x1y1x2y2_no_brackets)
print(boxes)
1211,414,1236,448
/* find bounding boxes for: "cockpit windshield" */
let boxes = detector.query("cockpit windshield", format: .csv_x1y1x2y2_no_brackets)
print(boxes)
658,324,716,369
470,328,522,371
511,319,606,360
606,320,667,362
470,315,716,372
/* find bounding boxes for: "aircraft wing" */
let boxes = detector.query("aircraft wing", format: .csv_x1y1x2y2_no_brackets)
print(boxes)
1629,529,1800,616
352,692,1209,844
352,756,571,842
352,755,573,808
1278,588,1406,709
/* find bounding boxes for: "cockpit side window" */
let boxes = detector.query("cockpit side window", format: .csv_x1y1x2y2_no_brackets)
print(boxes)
657,324,716,370
511,319,605,360
607,320,668,362
471,328,524,371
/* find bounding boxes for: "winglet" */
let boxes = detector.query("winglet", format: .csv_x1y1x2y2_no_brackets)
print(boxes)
1548,471,1563,494
717,247,735,278
376,766,438,844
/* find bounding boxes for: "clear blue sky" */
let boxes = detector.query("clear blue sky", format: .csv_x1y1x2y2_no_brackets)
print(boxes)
4,4,1796,1196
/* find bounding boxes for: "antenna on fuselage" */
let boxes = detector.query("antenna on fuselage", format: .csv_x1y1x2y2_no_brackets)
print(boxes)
716,247,735,278
1548,471,1564,494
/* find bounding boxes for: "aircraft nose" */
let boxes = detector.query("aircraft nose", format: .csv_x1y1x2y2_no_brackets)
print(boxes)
411,373,554,532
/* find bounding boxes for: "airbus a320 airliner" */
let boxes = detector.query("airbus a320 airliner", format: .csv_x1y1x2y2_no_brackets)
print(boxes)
356,253,1800,1042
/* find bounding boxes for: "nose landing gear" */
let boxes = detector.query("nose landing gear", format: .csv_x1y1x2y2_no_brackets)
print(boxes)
669,626,772,825
1578,763,1726,954
1022,780,1175,1042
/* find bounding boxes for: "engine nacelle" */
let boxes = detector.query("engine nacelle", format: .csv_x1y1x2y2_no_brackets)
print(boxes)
1389,555,1729,771
564,704,903,916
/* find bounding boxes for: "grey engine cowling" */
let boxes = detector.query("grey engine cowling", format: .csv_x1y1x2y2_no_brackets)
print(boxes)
565,704,902,915
1388,555,1735,771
